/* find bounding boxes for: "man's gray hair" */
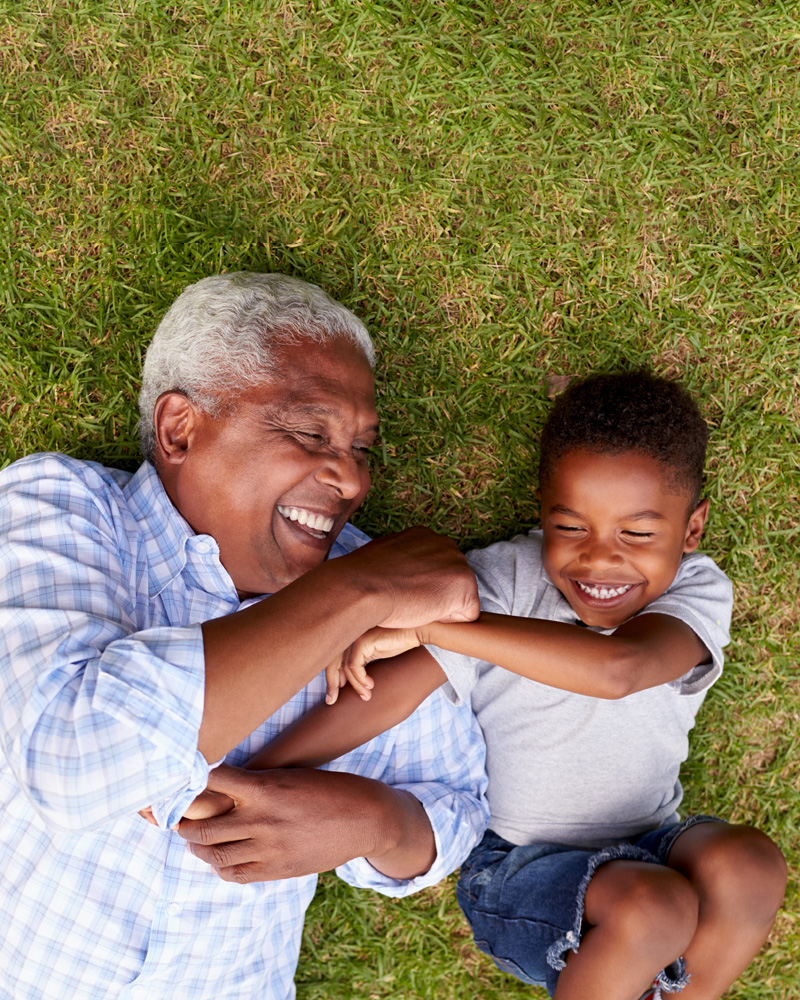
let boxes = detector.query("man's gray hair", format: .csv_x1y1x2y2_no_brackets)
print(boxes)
138,272,375,463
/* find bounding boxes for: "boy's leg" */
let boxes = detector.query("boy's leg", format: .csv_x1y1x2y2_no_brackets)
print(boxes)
553,859,698,1000
663,822,787,1000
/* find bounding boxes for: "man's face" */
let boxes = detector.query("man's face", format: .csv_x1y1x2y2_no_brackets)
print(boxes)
166,338,378,598
540,449,708,628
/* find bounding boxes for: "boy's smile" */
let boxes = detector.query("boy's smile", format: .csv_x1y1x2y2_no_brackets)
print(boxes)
540,449,709,628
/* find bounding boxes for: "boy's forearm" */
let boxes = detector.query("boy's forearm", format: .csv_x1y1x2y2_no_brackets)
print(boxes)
246,649,446,770
423,611,706,698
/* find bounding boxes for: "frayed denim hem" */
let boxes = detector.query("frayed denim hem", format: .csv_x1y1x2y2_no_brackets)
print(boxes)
655,957,691,993
656,813,726,864
545,842,660,973
544,842,691,994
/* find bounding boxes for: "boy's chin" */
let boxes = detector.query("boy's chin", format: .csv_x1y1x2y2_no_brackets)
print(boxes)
564,597,629,629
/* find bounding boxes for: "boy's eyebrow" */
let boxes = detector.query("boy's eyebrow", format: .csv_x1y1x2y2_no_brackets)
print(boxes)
548,503,666,521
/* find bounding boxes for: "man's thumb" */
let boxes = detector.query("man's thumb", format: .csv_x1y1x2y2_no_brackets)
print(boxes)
204,763,249,795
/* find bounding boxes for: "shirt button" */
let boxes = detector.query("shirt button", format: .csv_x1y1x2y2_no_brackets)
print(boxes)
167,902,181,916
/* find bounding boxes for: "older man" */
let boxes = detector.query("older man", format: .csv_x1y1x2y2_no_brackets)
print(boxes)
0,273,488,999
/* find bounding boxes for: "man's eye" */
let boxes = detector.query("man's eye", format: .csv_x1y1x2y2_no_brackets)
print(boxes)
624,530,654,538
554,524,582,532
299,432,325,444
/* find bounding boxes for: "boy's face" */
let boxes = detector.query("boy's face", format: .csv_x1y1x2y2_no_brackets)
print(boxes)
540,449,709,628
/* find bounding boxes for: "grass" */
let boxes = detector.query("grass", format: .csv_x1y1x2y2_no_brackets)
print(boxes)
1,1,798,996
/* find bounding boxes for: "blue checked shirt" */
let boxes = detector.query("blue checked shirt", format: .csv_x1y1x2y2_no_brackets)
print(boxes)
0,454,489,1000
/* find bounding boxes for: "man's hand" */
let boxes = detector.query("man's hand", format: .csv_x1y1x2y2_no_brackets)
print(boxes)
325,625,426,704
344,527,478,629
177,764,435,883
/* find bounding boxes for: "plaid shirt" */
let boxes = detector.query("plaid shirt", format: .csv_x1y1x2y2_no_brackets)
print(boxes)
0,454,488,999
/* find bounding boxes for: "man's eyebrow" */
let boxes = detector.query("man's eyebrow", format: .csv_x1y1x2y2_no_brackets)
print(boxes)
271,401,379,434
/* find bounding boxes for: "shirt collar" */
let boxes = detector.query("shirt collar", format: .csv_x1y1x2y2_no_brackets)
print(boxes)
123,461,200,598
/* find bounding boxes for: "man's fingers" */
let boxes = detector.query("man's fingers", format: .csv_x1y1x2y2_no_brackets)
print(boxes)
213,860,294,884
186,835,260,869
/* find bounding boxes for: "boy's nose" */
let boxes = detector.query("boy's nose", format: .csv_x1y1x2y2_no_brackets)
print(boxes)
579,538,623,568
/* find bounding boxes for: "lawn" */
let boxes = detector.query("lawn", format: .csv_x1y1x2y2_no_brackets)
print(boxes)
1,2,797,997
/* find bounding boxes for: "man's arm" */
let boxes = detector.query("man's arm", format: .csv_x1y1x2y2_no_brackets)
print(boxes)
197,527,478,762
179,765,438,880
0,457,477,831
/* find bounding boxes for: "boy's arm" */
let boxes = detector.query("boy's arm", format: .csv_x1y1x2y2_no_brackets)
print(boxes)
336,611,709,702
246,649,446,769
178,610,702,822
425,611,709,698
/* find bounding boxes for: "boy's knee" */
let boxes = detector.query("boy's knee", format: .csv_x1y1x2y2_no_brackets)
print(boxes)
702,826,786,920
588,862,698,958
672,824,787,926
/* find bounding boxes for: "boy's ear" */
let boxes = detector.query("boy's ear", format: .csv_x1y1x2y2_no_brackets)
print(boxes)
683,498,710,553
153,392,199,467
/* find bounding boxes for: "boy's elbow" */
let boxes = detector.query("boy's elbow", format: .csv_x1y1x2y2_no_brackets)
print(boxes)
598,644,641,699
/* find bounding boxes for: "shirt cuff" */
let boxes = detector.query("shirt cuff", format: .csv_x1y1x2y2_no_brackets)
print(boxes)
336,781,488,897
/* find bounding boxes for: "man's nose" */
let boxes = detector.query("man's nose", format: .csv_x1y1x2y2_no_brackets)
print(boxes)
315,451,365,499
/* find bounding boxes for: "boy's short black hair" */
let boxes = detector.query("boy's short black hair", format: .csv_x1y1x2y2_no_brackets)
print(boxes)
539,371,709,508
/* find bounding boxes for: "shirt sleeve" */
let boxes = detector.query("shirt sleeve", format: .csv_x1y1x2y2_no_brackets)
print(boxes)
0,459,209,831
333,687,489,896
425,542,516,705
637,552,733,695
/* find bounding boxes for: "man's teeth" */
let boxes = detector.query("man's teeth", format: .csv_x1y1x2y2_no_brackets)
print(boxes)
576,581,634,600
277,505,334,534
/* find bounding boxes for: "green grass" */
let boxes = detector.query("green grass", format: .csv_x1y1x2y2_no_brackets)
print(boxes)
1,2,798,997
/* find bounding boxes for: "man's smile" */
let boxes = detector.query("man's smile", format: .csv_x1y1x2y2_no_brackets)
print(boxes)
276,504,336,538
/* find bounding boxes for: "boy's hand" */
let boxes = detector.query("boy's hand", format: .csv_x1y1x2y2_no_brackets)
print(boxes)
325,626,426,704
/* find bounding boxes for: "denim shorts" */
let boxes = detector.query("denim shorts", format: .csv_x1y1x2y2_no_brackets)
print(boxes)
456,816,723,997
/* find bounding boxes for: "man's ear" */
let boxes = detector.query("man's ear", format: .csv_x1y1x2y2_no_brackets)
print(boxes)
683,498,710,553
153,392,198,467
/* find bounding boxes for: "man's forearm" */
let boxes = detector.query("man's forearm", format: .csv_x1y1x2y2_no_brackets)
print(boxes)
199,557,392,762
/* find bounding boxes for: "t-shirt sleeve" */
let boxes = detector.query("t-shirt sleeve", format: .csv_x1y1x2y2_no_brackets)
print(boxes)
425,542,517,705
637,553,733,695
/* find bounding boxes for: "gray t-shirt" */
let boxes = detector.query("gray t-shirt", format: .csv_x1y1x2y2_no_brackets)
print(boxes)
428,530,733,848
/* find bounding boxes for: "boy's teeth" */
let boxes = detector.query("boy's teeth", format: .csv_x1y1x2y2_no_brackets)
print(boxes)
577,581,634,600
277,505,334,533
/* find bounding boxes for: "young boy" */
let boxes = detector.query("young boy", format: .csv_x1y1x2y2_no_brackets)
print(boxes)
186,372,786,1000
